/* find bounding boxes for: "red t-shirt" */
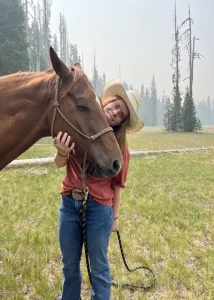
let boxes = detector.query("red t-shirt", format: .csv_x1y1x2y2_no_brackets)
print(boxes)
61,147,130,206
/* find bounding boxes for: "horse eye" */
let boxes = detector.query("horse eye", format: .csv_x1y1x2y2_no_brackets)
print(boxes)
77,105,89,112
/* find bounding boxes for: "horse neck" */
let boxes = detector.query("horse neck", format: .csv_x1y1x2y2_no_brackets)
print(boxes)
0,72,55,169
1,72,54,133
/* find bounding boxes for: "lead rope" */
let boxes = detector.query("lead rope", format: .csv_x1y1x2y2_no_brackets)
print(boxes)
71,153,156,290
81,198,156,290
112,231,156,289
70,143,93,286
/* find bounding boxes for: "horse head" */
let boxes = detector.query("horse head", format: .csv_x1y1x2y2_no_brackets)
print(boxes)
48,47,123,178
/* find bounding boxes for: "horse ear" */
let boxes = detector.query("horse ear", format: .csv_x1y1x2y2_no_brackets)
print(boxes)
74,63,82,69
50,47,72,81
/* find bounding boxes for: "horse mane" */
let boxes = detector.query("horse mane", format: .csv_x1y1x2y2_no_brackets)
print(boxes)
42,66,94,103
0,66,94,106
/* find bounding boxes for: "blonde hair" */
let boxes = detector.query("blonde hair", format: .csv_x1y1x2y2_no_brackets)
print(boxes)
102,96,130,154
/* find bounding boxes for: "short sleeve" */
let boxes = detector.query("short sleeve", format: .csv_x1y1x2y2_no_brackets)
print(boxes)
111,146,130,188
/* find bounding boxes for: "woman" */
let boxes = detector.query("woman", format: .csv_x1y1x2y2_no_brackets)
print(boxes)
53,78,144,300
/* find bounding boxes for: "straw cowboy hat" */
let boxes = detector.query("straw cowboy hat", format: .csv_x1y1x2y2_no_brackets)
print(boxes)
101,78,144,134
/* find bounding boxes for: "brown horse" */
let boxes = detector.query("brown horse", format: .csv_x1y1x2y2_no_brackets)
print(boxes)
0,47,123,176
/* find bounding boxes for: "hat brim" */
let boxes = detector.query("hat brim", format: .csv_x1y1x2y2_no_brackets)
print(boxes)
101,78,144,134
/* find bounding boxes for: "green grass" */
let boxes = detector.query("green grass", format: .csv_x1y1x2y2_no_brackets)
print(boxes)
1,127,214,299
16,126,214,160
127,126,214,151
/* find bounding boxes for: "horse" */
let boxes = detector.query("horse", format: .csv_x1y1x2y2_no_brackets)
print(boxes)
0,47,123,176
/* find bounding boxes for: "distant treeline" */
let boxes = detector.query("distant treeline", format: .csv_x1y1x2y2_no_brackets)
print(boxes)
0,0,213,127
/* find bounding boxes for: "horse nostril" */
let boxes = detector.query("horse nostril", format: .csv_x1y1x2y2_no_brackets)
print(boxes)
112,160,121,173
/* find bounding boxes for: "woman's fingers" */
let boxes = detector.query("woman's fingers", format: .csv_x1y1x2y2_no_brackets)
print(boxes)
65,135,71,147
54,132,62,145
61,132,68,144
56,131,63,142
69,142,75,152
53,132,74,154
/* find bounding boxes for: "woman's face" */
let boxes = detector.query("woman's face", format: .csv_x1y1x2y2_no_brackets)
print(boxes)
103,98,129,127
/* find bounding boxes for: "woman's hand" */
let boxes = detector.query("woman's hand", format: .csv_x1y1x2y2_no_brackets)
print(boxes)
53,132,75,156
112,219,119,232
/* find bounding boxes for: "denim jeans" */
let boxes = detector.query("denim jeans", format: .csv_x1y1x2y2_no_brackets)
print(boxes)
59,194,114,300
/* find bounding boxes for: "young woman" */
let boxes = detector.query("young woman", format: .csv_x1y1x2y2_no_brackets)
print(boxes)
53,78,144,300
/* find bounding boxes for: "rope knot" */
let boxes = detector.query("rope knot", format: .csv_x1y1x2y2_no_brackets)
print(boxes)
90,135,96,141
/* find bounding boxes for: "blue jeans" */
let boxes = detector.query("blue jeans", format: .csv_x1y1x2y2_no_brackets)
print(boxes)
59,194,114,300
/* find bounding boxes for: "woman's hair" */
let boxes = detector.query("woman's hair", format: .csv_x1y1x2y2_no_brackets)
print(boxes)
102,96,130,154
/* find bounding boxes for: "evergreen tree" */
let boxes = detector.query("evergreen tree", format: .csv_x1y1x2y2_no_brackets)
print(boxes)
29,4,41,71
53,34,59,55
139,84,145,122
163,97,173,132
59,12,68,64
182,88,198,132
41,0,52,69
91,49,99,94
68,44,81,66
195,118,202,132
144,88,150,126
160,92,166,126
150,75,157,126
0,0,29,75
170,85,182,131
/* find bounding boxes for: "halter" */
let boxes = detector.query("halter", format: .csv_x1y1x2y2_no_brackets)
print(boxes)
51,70,113,194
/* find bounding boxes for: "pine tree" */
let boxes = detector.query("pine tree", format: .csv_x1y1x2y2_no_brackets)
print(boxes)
59,12,68,64
91,49,99,94
163,97,173,132
156,98,161,126
29,4,41,72
53,34,59,55
182,88,198,132
170,85,182,131
68,44,81,66
0,0,29,75
160,92,166,126
195,118,202,132
41,0,52,69
139,84,145,122
144,88,150,126
150,75,157,126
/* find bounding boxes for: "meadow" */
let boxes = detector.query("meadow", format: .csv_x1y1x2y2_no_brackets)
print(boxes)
0,127,214,299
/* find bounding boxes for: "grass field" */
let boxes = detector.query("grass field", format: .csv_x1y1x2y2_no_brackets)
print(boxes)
16,126,214,160
0,127,214,299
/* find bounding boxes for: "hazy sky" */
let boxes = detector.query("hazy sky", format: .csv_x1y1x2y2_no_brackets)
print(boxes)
50,0,214,101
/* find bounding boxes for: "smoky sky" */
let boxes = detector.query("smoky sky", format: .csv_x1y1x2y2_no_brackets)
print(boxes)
49,0,214,101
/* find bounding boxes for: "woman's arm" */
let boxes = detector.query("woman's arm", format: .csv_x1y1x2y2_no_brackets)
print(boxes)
53,132,75,168
53,152,68,168
112,185,121,232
